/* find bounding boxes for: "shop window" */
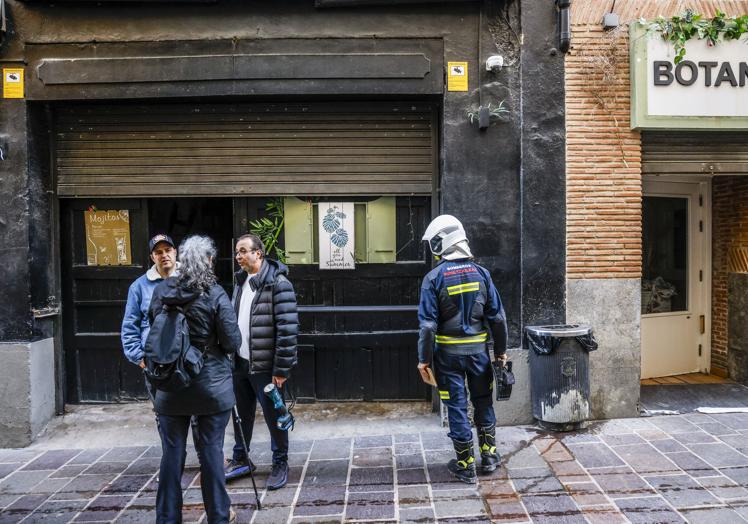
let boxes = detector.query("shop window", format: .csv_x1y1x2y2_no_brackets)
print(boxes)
284,197,397,264
642,196,688,314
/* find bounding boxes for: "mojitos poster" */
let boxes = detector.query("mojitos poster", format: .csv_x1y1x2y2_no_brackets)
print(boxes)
84,209,132,266
318,203,355,270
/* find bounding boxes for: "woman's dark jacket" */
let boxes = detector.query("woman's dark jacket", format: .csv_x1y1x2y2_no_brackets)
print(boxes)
148,277,241,416
232,259,298,378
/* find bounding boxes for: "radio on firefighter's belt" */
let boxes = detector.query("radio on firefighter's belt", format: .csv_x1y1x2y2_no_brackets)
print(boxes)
263,383,295,431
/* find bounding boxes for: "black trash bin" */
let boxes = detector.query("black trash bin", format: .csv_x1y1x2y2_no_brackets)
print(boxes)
525,324,598,431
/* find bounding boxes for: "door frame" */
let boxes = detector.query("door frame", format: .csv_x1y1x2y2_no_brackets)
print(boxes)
642,175,712,375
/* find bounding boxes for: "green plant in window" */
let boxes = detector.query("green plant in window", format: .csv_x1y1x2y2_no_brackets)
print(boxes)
644,9,748,64
249,198,286,263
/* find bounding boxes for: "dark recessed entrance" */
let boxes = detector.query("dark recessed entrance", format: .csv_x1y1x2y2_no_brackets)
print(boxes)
148,198,235,291
61,197,233,402
61,195,431,404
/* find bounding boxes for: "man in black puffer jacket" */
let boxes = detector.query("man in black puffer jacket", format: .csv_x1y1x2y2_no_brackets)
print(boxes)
226,233,299,490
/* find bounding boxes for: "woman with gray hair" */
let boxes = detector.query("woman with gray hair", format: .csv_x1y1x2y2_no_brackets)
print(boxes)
148,235,241,524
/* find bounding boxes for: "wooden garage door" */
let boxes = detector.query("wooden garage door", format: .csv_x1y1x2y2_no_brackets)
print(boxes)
55,102,436,197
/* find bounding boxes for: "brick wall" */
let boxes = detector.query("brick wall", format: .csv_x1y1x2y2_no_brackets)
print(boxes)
567,1,748,280
566,24,642,279
572,1,748,24
568,1,748,377
712,177,748,375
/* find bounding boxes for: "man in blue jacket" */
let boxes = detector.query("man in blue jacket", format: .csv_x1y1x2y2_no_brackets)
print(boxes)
417,215,508,484
121,234,179,368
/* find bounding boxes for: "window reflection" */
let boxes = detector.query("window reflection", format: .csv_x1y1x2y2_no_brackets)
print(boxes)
642,197,688,314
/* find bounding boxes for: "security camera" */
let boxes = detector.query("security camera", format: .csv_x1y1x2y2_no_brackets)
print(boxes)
486,55,504,73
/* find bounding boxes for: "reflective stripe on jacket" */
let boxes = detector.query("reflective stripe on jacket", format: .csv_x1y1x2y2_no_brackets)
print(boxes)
417,259,507,363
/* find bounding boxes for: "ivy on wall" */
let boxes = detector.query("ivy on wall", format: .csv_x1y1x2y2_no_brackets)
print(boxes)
644,9,748,63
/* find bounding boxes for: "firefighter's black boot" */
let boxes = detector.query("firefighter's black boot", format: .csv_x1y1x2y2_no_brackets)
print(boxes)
447,438,477,484
478,424,500,474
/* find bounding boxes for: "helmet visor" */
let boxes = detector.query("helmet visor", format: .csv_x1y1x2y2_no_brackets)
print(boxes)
428,233,444,255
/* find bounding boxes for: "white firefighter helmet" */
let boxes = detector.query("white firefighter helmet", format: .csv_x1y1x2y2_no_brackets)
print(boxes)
422,215,468,256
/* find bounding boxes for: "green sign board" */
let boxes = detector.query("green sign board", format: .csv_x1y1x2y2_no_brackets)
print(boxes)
630,23,748,130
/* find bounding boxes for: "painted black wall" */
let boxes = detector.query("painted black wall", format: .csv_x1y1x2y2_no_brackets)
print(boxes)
440,0,523,346
0,98,33,341
0,99,58,342
1,0,566,350
27,103,57,341
520,0,567,328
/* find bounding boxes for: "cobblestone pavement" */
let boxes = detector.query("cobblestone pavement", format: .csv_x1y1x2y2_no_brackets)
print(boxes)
3,413,748,523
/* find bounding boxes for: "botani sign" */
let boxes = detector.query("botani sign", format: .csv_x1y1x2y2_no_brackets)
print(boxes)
318,202,355,270
631,22,748,129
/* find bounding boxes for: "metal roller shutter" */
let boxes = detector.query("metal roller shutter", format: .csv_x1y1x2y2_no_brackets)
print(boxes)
642,131,748,176
55,102,436,197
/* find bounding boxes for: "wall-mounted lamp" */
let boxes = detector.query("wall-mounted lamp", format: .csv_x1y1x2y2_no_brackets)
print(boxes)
602,13,620,30
602,0,619,30
466,100,510,132
556,0,571,53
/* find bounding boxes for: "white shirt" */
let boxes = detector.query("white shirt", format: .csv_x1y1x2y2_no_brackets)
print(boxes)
237,276,257,360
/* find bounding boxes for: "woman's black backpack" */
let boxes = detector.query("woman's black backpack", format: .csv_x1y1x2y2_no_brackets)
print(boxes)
143,301,205,392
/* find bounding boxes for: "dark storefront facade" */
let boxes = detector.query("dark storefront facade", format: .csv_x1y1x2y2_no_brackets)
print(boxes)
0,0,566,446
57,102,437,403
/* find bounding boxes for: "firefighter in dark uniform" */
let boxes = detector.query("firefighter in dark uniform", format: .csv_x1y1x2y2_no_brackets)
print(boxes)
417,215,508,483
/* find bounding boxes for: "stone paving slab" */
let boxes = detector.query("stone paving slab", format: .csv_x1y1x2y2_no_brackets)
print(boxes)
3,415,748,522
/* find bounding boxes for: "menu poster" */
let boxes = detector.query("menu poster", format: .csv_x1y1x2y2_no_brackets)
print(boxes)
84,209,132,266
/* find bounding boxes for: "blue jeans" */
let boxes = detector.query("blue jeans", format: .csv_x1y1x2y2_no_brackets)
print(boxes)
157,410,231,524
435,350,496,442
232,357,289,464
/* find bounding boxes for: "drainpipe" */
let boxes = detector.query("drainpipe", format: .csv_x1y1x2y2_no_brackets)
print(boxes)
556,0,571,53
0,0,6,45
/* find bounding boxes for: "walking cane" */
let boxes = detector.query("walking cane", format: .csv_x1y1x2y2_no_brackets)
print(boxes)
232,405,262,510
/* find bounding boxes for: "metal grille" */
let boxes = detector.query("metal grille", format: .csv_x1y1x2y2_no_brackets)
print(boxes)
55,102,436,197
642,132,748,176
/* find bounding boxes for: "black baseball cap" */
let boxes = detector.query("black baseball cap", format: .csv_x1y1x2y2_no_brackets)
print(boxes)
149,234,175,252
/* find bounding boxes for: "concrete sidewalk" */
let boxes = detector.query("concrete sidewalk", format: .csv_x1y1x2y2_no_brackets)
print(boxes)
3,408,748,522
28,402,438,450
